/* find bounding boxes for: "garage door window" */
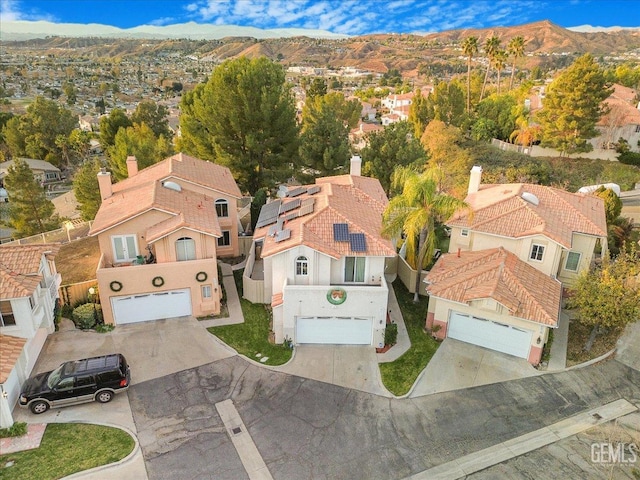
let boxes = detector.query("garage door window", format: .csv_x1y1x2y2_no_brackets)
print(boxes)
345,256,365,282
176,237,196,261
112,235,138,262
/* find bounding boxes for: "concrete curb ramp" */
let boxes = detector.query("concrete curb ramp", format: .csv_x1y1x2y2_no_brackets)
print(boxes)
407,399,638,480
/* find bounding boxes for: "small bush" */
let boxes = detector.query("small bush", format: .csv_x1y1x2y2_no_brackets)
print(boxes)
72,303,102,330
95,323,114,333
0,421,27,438
618,151,640,166
384,323,398,346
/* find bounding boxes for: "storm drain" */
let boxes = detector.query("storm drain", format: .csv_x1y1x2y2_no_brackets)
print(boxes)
232,426,242,435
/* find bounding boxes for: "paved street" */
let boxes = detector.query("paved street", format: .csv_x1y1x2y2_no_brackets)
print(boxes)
129,355,640,480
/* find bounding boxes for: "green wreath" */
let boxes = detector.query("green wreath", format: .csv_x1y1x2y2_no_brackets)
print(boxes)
196,271,208,282
110,280,123,292
152,276,164,287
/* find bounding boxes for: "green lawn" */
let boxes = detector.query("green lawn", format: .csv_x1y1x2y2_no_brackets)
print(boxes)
208,270,293,365
379,280,440,396
0,423,134,480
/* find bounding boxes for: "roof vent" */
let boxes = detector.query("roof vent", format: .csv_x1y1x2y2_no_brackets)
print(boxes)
162,181,182,192
521,192,539,206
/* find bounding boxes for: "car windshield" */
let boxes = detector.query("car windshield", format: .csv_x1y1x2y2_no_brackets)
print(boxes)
46,366,63,389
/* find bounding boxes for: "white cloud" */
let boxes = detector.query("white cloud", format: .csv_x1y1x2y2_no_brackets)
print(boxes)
0,0,56,21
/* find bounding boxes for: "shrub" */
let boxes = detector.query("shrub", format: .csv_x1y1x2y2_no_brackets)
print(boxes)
0,421,27,438
384,323,398,346
618,151,640,167
72,303,102,330
95,323,114,333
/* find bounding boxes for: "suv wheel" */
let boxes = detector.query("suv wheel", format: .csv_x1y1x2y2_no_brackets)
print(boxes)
30,400,49,414
96,390,114,403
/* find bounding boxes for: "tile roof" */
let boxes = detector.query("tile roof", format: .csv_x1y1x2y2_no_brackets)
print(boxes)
425,247,561,327
90,153,237,237
0,334,27,383
0,244,59,299
597,84,640,127
449,183,607,248
255,175,395,259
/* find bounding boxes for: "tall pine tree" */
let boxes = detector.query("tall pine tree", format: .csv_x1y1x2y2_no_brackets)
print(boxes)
4,158,59,236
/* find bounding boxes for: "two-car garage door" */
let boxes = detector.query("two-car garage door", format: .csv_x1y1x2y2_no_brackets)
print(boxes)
448,312,533,359
111,289,192,325
296,316,373,345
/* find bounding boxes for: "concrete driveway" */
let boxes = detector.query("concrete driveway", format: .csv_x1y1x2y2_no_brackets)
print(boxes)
410,338,541,397
31,316,236,384
271,345,392,397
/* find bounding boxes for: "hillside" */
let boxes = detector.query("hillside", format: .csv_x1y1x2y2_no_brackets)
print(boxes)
2,20,639,74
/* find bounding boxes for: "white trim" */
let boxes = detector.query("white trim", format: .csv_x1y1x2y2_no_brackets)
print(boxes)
529,243,545,262
111,234,139,263
147,226,221,244
564,251,582,272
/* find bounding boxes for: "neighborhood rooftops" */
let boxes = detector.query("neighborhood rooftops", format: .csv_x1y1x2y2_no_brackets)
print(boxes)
449,183,607,248
425,247,561,327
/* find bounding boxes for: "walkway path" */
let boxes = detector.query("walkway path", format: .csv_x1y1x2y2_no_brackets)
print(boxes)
199,261,244,328
547,309,571,370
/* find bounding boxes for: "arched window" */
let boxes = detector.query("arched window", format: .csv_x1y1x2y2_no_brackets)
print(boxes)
215,199,229,218
176,237,196,261
295,256,308,276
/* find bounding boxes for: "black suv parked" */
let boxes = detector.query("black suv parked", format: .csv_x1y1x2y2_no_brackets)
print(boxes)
19,353,131,414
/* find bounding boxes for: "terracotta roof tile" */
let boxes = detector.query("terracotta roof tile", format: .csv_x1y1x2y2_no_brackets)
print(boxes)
425,247,561,327
0,334,27,383
255,176,395,259
449,183,607,248
0,244,59,299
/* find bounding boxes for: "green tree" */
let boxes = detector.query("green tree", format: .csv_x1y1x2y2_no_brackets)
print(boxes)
107,123,173,180
361,121,427,195
299,94,351,178
568,244,640,351
130,100,171,139
99,108,132,150
461,36,479,113
306,78,327,99
535,54,612,155
473,93,522,141
178,57,299,193
63,81,76,105
493,49,508,94
408,89,434,138
428,81,466,127
480,36,501,102
73,159,103,220
382,166,469,301
507,36,526,90
593,186,622,224
321,92,362,129
2,96,77,166
4,158,59,235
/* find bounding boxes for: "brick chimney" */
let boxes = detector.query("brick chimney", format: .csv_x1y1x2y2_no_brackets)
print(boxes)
126,155,138,177
350,155,362,176
97,168,112,201
468,165,483,195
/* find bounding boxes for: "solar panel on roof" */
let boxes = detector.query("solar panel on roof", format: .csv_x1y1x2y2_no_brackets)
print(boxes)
287,187,306,197
268,224,278,236
299,203,314,217
255,200,282,228
280,198,301,213
284,211,300,222
301,197,315,208
307,185,320,195
274,229,291,242
349,233,367,252
333,223,349,242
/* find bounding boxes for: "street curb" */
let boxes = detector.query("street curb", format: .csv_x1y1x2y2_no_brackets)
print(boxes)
57,421,142,479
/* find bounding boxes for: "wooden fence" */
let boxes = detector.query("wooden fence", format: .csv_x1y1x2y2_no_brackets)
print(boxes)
59,279,99,306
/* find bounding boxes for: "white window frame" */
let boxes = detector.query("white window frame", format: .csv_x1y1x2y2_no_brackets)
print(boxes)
295,256,308,276
564,251,582,272
530,243,545,262
201,285,212,299
217,231,231,247
344,256,366,283
460,228,469,237
215,198,229,218
175,237,196,261
111,235,138,263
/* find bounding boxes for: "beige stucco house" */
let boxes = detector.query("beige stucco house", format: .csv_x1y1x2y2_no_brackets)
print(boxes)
424,166,607,365
0,244,61,428
243,157,396,347
90,153,242,325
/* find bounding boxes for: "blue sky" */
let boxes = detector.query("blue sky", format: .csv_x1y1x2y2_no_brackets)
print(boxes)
1,0,638,35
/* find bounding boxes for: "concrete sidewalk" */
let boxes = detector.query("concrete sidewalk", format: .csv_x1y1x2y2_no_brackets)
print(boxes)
199,261,244,328
547,309,571,371
377,285,410,362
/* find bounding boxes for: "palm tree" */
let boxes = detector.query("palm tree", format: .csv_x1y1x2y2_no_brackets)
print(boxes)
480,35,501,102
382,166,470,302
507,36,526,90
461,36,479,113
493,49,508,94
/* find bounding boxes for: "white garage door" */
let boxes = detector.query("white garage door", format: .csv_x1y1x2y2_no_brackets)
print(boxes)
296,316,372,345
112,289,192,325
448,312,532,359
